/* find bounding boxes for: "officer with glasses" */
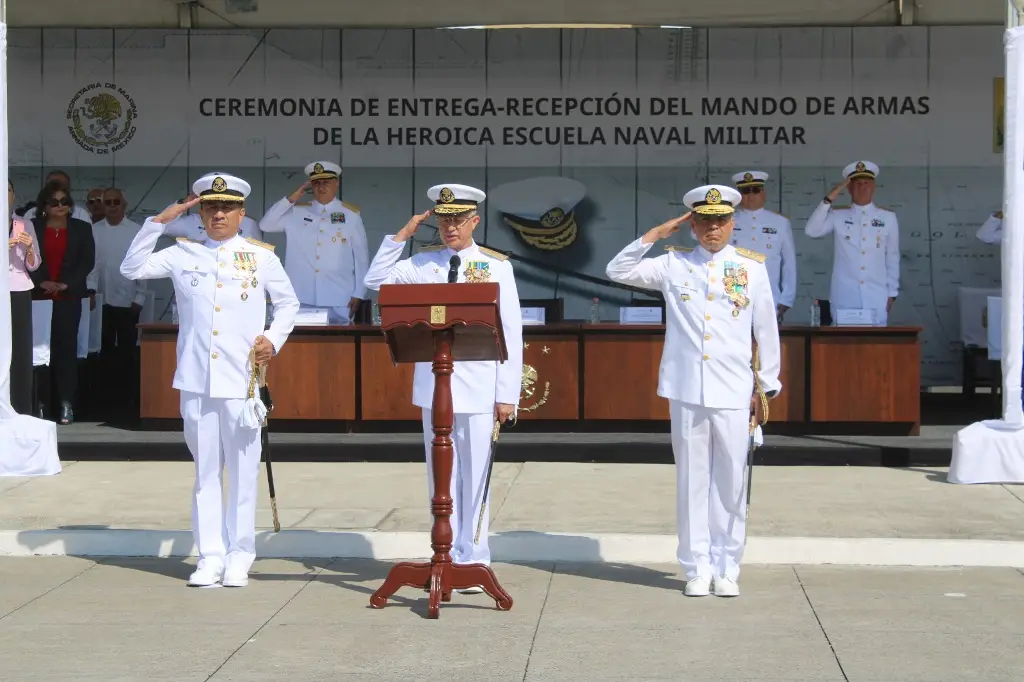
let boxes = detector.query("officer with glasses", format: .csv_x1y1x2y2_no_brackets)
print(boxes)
728,171,797,323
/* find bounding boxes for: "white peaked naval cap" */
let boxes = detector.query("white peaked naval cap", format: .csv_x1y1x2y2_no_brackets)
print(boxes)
193,173,251,202
428,184,486,215
683,185,742,216
305,161,342,180
843,160,879,180
732,170,769,187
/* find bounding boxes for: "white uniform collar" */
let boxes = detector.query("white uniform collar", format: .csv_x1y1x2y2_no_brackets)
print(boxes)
737,207,764,217
695,243,735,263
202,232,246,250
444,240,480,259
852,201,875,211
313,197,342,211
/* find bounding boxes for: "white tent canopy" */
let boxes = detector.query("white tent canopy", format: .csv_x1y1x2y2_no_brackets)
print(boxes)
5,0,1006,30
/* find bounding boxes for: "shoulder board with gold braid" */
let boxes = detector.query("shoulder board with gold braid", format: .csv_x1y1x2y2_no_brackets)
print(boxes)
831,204,850,210
295,201,312,207
341,201,360,214
418,243,444,252
245,237,275,251
479,246,509,261
735,247,766,263
665,245,693,252
176,237,199,244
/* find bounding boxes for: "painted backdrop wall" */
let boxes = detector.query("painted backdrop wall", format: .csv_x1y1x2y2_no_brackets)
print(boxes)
6,26,1004,385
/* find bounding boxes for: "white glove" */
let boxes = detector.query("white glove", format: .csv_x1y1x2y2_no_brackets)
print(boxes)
752,424,764,447
239,396,267,430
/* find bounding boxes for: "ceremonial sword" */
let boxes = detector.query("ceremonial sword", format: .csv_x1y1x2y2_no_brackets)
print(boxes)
474,416,506,545
248,357,281,533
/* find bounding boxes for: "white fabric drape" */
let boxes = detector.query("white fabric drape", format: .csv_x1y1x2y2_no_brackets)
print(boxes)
0,22,60,476
949,25,1024,484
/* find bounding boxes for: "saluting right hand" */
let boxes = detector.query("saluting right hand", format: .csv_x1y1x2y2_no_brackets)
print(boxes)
641,212,691,245
153,195,200,224
827,178,850,202
288,182,310,204
394,210,432,242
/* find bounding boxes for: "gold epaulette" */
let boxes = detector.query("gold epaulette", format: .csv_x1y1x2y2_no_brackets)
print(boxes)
341,201,360,214
176,237,198,244
245,237,275,251
665,245,693,252
831,204,850,210
479,246,509,261
735,247,766,263
295,201,312,207
418,244,444,252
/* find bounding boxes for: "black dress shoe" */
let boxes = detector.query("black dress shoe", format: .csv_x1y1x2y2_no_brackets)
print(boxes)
58,402,74,425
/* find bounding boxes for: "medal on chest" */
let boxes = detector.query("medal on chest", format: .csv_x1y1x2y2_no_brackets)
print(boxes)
464,261,491,283
722,261,750,318
333,231,346,244
233,251,259,292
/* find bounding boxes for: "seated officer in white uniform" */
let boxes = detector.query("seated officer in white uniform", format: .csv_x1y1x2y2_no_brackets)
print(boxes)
162,172,263,241
730,171,797,322
259,161,369,324
120,173,299,588
606,185,781,598
363,184,523,587
804,160,901,326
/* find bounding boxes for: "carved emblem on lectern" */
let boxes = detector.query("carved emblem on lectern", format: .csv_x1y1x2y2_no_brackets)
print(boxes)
520,363,550,412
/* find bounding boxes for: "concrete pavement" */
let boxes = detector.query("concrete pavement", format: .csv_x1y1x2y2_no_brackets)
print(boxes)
2,557,1022,680
3,462,1024,565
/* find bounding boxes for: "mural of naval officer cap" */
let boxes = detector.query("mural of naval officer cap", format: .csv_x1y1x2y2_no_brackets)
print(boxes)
487,176,587,251
843,159,879,180
305,160,341,181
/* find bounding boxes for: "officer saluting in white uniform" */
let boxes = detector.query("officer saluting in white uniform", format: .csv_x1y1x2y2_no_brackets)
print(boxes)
804,160,901,326
120,174,299,588
259,161,369,325
606,185,781,598
363,184,523,585
730,171,797,321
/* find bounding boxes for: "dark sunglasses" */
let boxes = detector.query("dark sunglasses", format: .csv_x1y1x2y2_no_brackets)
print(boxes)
47,197,72,207
104,199,122,206
739,187,763,195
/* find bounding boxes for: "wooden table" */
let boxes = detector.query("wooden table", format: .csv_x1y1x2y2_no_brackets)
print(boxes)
138,323,921,434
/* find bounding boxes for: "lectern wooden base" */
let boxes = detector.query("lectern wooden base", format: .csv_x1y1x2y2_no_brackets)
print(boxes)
369,329,513,618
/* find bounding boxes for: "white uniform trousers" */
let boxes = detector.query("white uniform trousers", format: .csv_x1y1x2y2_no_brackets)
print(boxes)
670,399,751,582
420,409,493,565
180,391,263,574
299,302,352,325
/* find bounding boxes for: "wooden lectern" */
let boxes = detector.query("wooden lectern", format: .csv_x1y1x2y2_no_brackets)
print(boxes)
368,282,514,618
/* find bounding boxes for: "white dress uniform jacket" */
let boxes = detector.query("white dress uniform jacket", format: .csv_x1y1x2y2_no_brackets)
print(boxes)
730,208,797,308
86,218,147,308
120,218,299,399
259,197,369,311
363,237,524,414
606,240,782,408
162,213,263,242
804,200,900,323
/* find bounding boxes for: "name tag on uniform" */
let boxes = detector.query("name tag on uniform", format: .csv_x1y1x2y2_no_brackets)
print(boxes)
331,212,345,224
303,217,314,223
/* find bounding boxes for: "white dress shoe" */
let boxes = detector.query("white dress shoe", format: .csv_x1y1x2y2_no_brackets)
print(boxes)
187,564,224,587
713,576,740,597
222,568,249,588
684,576,711,597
